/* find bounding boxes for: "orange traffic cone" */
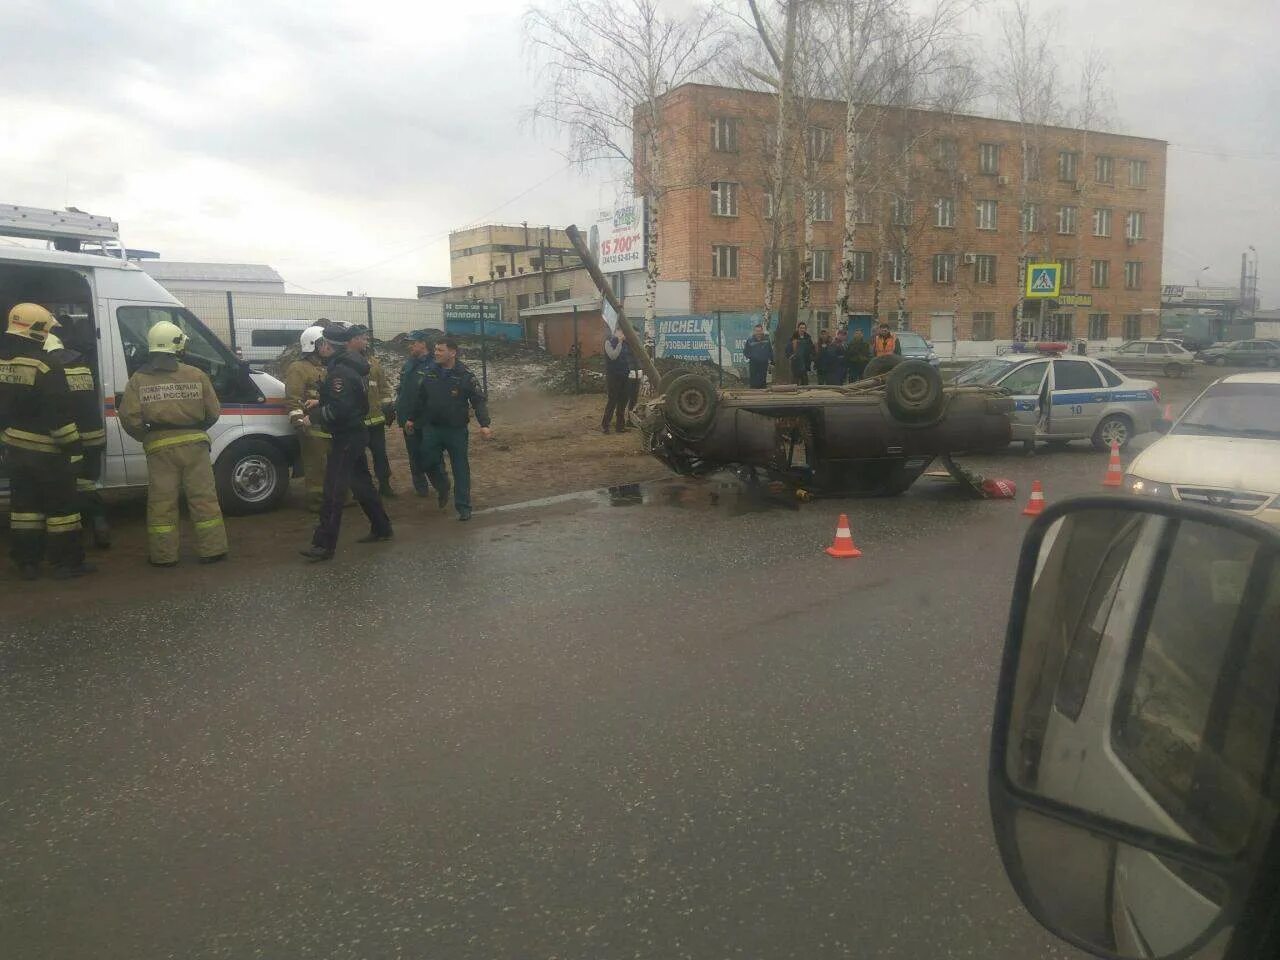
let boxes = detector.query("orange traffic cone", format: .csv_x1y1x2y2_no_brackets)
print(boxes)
825,514,863,558
1021,480,1047,517
1103,439,1124,488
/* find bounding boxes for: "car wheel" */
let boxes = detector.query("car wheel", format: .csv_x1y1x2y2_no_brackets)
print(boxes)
884,359,944,423
1267,356,1279,369
216,438,289,515
1092,414,1133,452
1214,356,1228,367
863,354,903,379
662,373,718,432
1163,363,1183,379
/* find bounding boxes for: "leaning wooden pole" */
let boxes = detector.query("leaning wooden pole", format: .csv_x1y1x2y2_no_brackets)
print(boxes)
564,224,664,391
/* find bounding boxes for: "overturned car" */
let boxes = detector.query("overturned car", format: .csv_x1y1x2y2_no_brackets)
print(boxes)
641,355,1014,497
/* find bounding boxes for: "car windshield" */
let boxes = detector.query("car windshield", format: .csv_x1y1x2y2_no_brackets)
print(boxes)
953,358,1016,385
897,332,928,352
1173,382,1280,439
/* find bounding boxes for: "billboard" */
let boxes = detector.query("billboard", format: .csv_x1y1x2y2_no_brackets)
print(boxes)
590,197,646,272
443,300,502,325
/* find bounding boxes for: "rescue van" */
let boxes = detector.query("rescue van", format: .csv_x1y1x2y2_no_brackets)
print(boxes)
0,205,298,514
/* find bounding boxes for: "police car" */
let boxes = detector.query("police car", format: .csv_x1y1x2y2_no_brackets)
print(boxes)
952,352,1161,449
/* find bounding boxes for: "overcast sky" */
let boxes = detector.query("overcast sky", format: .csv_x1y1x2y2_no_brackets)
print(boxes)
2,0,1276,304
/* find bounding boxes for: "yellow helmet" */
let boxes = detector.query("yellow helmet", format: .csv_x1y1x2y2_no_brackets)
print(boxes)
147,320,188,354
43,332,65,353
6,303,60,343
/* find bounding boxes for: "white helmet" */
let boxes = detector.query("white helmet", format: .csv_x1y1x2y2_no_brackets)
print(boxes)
299,326,327,355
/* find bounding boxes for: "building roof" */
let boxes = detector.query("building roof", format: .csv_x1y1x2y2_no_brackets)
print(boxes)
139,261,284,284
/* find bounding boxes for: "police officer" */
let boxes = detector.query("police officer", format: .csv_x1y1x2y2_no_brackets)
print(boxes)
395,330,437,496
361,338,397,498
45,322,111,548
0,303,95,580
405,337,493,521
286,326,334,512
118,320,227,567
299,323,392,561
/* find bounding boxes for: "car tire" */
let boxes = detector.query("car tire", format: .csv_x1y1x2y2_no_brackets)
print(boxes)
215,438,289,515
662,373,718,432
1091,414,1133,452
1214,356,1228,367
1267,356,1279,369
1163,363,1183,379
884,359,944,423
863,354,903,379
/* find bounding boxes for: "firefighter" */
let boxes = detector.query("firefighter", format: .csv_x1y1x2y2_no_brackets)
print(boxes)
286,326,333,512
44,324,111,548
0,303,95,579
118,320,227,567
361,338,397,497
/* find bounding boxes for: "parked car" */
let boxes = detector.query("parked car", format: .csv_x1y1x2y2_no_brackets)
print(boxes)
1123,372,1280,526
1195,339,1280,367
1095,338,1196,378
896,330,941,367
952,353,1161,450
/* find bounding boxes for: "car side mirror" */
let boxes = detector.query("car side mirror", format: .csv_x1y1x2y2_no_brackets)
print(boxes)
990,496,1280,959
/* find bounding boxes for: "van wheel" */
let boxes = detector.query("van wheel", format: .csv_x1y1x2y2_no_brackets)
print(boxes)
216,439,288,515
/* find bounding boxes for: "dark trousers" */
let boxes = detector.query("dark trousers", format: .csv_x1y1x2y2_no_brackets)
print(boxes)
848,362,867,382
367,424,391,485
8,454,84,569
78,446,107,531
625,376,640,413
602,372,629,430
310,429,392,552
748,364,768,388
402,427,431,493
420,425,471,512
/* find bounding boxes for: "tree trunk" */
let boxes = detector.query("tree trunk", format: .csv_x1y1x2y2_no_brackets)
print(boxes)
769,0,800,349
774,248,801,384
644,139,661,336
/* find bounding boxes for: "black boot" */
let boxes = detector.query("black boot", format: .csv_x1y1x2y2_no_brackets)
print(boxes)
91,515,112,549
379,480,396,498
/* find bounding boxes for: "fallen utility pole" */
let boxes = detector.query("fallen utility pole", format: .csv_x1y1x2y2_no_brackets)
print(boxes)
564,224,663,392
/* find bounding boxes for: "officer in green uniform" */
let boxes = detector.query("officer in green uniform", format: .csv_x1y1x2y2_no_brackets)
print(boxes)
395,330,438,496
405,337,492,521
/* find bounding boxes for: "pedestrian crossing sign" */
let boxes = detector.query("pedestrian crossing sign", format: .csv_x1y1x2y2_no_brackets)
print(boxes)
1025,263,1061,298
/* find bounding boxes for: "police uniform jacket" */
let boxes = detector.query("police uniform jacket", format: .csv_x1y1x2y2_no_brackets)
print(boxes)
312,349,371,435
409,361,490,429
0,336,82,464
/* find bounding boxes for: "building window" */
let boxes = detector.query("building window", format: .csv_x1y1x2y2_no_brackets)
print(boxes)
889,251,911,284
810,249,833,282
1088,313,1110,340
1091,259,1110,289
972,311,995,341
1023,144,1041,181
1047,312,1074,340
1057,204,1078,235
1092,207,1112,238
815,310,833,330
1095,155,1114,184
711,117,738,152
762,186,774,220
853,192,873,224
979,142,1000,175
810,189,833,222
1124,260,1143,290
933,253,956,284
974,255,997,285
711,181,739,217
1123,314,1142,339
516,293,531,310
935,197,955,228
495,264,506,277
532,291,547,307
1021,203,1040,233
1061,258,1077,289
1125,210,1145,240
806,126,834,162
712,245,739,279
890,194,912,226
976,199,998,231
553,288,571,302
1058,150,1079,182
934,137,959,171
1129,159,1148,188
849,250,871,282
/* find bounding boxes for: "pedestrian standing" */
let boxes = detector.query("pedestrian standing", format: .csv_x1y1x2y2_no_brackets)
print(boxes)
822,331,849,385
873,322,901,358
395,330,438,497
405,337,493,522
814,330,834,383
118,320,227,567
286,326,334,512
361,340,397,498
786,321,816,385
600,329,632,433
299,323,393,561
742,323,774,388
846,328,871,382
0,304,95,580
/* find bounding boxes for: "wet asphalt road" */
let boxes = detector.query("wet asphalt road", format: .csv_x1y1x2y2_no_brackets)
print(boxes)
0,444,1135,960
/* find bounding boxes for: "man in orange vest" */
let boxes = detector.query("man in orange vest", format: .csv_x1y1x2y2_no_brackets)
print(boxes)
873,322,901,358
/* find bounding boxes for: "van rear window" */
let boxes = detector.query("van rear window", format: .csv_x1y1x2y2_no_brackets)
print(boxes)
250,329,301,348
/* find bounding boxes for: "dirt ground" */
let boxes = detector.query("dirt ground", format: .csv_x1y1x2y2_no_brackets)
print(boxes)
0,391,664,611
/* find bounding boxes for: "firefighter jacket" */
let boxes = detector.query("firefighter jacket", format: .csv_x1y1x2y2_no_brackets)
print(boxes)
311,349,371,435
285,354,331,439
119,354,221,453
409,361,491,430
0,335,82,464
363,354,393,428
49,344,106,449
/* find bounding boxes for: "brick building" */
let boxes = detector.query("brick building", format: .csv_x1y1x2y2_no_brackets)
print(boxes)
448,223,581,288
644,84,1167,356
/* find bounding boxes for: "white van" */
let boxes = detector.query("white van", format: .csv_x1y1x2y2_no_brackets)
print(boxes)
235,317,318,366
0,210,298,515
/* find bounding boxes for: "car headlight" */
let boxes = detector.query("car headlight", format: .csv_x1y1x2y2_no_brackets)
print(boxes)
1125,475,1174,499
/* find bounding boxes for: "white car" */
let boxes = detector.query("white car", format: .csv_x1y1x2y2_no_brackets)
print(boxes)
1124,372,1280,526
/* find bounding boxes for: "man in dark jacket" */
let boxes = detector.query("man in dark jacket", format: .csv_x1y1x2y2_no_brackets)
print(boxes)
821,331,849,385
845,328,872,382
786,321,816,385
742,323,773,388
600,330,632,433
395,330,438,496
405,337,493,521
299,323,393,561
